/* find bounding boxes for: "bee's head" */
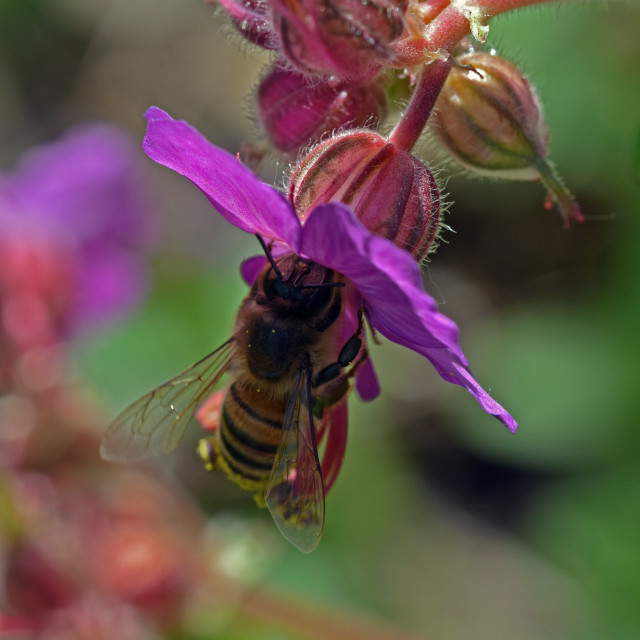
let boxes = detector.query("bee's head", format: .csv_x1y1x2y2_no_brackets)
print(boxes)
254,235,343,316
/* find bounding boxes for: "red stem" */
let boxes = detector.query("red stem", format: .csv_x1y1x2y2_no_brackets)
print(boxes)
388,56,453,152
394,0,578,63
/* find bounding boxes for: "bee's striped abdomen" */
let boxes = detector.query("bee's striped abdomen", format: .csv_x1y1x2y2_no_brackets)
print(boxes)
218,382,287,490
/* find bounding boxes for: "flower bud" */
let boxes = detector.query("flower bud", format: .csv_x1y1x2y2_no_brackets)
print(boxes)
217,0,275,49
257,65,387,157
270,0,408,82
432,50,584,227
289,131,440,261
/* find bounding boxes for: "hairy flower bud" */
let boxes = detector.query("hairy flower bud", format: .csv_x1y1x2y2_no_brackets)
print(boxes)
289,131,440,261
271,0,408,82
257,66,387,157
217,0,275,49
432,50,584,227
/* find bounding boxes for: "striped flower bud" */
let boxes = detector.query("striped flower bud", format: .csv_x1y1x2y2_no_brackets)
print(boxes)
257,65,387,157
289,131,440,261
432,50,584,227
270,0,408,82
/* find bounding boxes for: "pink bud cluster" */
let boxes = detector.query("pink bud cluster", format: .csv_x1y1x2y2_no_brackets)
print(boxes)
222,0,409,158
222,0,408,81
217,0,586,240
257,67,387,158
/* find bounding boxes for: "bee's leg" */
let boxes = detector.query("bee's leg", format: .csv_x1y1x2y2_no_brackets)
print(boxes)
197,437,219,472
313,308,367,388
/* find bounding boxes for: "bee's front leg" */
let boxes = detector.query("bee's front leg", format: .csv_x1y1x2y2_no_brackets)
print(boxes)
312,308,367,388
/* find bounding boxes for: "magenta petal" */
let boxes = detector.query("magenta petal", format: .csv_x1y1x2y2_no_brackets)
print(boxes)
424,350,518,432
302,203,465,357
143,107,302,250
9,124,153,247
340,282,380,401
2,125,153,336
240,242,293,285
301,203,517,431
240,255,267,286
71,246,148,331
355,357,380,401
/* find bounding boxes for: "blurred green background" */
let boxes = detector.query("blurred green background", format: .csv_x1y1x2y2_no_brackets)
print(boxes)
1,1,639,638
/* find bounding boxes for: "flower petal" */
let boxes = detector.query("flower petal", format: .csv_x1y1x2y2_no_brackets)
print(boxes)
422,349,518,432
2,125,153,335
143,107,302,249
301,202,517,431
320,400,348,493
355,357,380,401
239,241,293,286
8,124,153,247
240,255,267,286
302,203,464,356
340,281,380,401
71,244,148,332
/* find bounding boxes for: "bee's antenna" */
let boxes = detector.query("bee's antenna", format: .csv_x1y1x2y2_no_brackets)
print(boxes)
255,233,344,292
255,234,284,282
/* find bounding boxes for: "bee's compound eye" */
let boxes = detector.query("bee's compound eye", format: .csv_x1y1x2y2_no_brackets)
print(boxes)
197,437,218,472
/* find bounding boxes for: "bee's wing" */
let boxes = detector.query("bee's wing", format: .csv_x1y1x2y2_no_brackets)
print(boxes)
100,339,235,462
265,369,325,553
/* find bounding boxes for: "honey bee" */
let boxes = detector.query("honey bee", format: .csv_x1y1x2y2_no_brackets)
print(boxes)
101,236,366,553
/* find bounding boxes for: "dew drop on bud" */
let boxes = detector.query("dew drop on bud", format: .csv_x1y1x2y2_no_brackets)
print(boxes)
218,0,275,49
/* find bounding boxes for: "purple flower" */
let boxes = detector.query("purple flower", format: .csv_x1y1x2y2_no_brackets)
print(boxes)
0,124,154,336
142,106,517,432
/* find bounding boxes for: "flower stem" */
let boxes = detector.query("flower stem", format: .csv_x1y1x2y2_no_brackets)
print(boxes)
396,0,580,63
388,56,453,152
534,156,585,228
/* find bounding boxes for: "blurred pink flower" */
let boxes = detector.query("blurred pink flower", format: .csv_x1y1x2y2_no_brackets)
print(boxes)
0,394,205,638
0,124,154,340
